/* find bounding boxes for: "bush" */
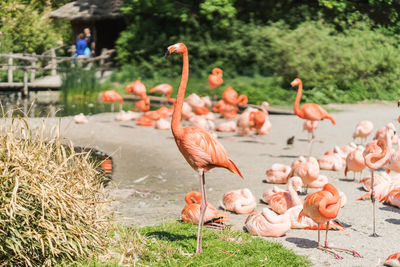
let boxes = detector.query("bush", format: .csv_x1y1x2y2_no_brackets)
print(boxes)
0,118,111,266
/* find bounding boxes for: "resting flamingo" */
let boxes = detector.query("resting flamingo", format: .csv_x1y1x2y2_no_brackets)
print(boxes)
363,130,391,237
74,113,88,124
101,90,123,112
150,83,175,103
165,43,242,254
289,156,320,194
245,207,291,237
222,188,256,214
134,96,150,112
291,78,336,155
344,145,366,181
385,252,400,267
299,184,361,259
181,192,229,227
208,68,223,91
353,120,373,144
265,163,291,184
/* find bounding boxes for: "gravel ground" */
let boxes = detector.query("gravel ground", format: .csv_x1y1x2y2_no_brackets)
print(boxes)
27,102,400,266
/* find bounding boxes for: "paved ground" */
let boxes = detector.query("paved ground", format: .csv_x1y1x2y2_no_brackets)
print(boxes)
28,102,400,266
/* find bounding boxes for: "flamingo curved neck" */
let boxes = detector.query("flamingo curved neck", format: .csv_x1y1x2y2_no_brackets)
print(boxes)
171,50,189,138
293,81,303,117
365,134,392,169
319,185,340,219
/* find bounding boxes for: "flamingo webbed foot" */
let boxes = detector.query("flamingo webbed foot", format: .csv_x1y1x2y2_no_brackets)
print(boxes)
317,246,343,259
370,232,380,237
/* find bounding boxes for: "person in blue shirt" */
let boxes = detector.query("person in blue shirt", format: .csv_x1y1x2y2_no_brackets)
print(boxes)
74,33,88,57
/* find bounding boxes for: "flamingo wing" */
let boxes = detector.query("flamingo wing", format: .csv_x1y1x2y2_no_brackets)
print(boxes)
181,127,242,176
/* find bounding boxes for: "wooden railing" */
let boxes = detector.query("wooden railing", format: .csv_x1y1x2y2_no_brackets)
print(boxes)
0,46,115,96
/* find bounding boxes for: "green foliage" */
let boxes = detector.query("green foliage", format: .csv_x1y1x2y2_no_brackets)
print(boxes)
89,222,311,266
60,65,100,99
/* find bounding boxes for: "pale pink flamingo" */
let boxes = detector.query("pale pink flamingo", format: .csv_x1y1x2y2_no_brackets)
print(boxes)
262,178,303,214
318,153,345,172
385,147,400,173
181,192,229,225
286,205,345,230
115,110,139,121
265,163,291,184
215,121,237,132
185,93,210,115
102,90,123,112
353,120,373,144
150,83,175,103
344,145,366,181
385,252,400,267
155,118,171,130
340,143,357,158
308,174,328,189
237,107,258,136
299,184,361,259
155,106,173,119
289,156,320,194
182,102,195,120
189,116,215,132
386,189,400,208
222,188,256,214
291,78,336,155
166,43,242,254
245,207,291,237
73,113,88,124
374,123,396,140
360,171,391,192
303,120,318,140
363,129,392,236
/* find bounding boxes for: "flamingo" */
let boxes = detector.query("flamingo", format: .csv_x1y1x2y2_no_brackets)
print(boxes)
185,93,210,115
237,107,258,136
299,184,361,259
208,67,223,93
385,146,400,173
344,145,366,181
265,163,291,184
245,207,291,237
134,96,150,112
215,120,237,132
286,205,345,230
165,43,242,254
73,113,88,124
262,178,303,214
181,192,229,226
136,116,154,127
126,79,147,98
308,174,328,188
303,120,318,141
115,110,140,121
289,156,320,194
291,78,336,155
222,188,257,214
353,120,373,144
150,83,175,103
154,118,171,130
101,90,123,112
256,102,272,135
317,153,345,172
363,130,391,236
386,189,400,208
385,252,400,267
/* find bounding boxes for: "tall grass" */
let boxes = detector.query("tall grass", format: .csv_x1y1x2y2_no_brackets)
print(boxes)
0,117,112,266
59,64,100,99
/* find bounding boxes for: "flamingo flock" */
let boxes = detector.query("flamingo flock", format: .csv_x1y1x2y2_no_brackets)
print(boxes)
74,42,400,262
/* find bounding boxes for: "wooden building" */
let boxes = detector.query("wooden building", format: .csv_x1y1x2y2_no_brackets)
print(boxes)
50,0,125,56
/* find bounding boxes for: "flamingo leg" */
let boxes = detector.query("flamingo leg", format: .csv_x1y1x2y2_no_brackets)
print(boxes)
119,102,123,111
196,169,207,254
324,221,362,257
370,170,379,237
111,103,115,113
307,133,315,156
317,223,343,259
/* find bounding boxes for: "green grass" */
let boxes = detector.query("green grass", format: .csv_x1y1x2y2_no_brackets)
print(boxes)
85,222,310,266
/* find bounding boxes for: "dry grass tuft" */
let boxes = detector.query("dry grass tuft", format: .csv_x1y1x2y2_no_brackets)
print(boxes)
0,117,112,266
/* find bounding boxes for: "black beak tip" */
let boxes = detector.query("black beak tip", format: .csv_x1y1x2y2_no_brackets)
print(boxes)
165,49,170,58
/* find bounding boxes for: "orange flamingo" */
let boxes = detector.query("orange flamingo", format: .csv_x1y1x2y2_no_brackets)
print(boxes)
150,83,175,103
299,184,361,259
101,90,123,112
385,252,400,266
291,78,336,155
363,130,391,236
222,188,256,214
287,205,345,230
136,116,154,127
208,68,223,90
181,192,229,226
126,79,147,98
165,43,242,254
353,120,373,144
134,96,150,112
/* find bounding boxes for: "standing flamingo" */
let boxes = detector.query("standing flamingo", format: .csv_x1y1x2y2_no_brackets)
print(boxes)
208,67,223,98
299,184,361,259
126,79,147,98
363,130,391,236
353,120,374,144
101,90,123,112
291,78,336,155
150,83,175,103
344,145,366,181
165,43,242,254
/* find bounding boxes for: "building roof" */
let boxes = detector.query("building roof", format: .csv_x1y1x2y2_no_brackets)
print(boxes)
50,0,124,21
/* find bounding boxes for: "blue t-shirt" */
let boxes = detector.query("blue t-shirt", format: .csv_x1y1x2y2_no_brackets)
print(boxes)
76,39,87,55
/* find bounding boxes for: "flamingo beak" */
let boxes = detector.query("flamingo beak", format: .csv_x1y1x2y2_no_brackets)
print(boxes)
165,49,170,58
398,100,400,107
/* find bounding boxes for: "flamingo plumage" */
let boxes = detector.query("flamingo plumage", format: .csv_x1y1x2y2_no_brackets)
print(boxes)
166,43,242,254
